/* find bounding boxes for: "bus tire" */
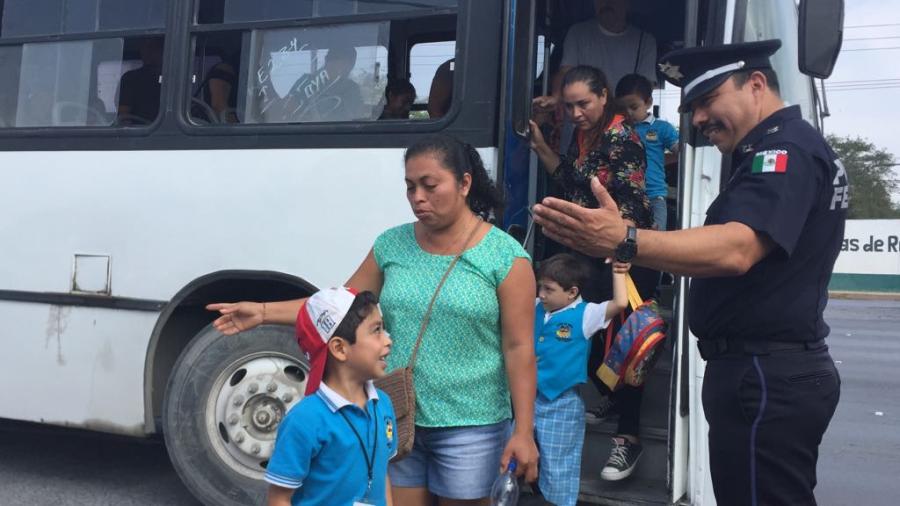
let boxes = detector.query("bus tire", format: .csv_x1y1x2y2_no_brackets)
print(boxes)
163,323,308,506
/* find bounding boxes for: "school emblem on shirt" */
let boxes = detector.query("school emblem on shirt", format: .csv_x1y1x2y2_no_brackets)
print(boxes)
751,149,788,174
385,417,394,443
645,130,659,142
555,323,572,341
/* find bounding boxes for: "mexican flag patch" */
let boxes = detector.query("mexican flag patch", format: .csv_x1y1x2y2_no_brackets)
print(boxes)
751,149,788,174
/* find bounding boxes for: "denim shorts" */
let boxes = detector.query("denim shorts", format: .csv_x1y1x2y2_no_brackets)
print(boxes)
388,420,512,499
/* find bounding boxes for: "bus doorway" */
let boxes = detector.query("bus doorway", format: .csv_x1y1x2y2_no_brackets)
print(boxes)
503,1,700,504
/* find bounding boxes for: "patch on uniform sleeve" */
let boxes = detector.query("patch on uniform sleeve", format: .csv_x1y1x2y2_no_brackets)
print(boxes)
751,149,788,174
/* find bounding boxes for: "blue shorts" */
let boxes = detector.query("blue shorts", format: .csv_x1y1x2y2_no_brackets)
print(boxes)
388,420,512,499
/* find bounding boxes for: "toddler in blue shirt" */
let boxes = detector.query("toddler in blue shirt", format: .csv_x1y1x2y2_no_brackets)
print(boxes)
265,287,396,506
616,73,680,231
533,254,628,506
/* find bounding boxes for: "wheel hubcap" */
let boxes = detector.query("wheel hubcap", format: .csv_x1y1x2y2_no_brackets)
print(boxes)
207,353,307,478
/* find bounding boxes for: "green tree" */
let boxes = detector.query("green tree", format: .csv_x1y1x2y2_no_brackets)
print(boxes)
827,134,900,219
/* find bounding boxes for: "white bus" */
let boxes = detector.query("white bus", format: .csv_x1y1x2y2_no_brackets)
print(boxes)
0,0,841,504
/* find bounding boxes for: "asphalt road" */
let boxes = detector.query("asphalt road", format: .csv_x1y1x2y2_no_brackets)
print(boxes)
0,298,896,506
815,298,900,506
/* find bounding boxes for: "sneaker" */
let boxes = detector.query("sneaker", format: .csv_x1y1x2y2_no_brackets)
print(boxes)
600,437,643,481
585,395,617,423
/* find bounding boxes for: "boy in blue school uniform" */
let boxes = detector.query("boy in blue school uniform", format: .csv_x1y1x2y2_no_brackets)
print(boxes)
533,254,629,506
265,287,396,506
616,73,680,231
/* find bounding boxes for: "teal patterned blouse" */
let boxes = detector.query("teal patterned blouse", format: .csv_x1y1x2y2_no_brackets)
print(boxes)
373,223,531,427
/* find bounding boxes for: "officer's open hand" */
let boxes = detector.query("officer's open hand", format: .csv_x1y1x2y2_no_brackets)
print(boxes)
532,176,628,258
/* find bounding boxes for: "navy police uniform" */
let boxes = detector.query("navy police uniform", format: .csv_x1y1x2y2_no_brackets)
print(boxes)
659,40,846,505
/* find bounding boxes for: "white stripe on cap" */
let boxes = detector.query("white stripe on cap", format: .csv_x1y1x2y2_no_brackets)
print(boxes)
682,61,746,97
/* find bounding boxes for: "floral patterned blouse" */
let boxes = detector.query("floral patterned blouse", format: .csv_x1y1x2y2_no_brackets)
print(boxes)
551,115,653,229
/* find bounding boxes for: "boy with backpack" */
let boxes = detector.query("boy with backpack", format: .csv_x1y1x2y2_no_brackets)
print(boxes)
532,254,629,505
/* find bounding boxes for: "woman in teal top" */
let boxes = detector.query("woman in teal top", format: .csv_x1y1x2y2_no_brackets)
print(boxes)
209,134,538,505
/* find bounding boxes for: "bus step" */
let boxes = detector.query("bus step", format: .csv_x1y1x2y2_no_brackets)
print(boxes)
578,432,670,505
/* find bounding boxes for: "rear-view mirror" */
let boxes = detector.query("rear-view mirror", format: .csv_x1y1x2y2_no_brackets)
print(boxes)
798,0,844,78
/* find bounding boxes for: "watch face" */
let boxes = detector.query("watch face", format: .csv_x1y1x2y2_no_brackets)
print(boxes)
615,241,637,262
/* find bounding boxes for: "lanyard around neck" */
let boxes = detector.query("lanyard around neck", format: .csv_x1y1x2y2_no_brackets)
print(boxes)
338,402,379,495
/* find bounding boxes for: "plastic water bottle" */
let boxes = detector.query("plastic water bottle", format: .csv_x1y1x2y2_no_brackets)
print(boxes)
490,459,519,506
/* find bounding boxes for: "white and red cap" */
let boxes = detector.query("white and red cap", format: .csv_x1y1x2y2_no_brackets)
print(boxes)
295,286,358,395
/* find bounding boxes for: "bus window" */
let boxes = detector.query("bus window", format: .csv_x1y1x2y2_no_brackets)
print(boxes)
196,0,458,24
0,1,167,129
409,40,455,120
0,36,165,128
0,0,165,38
189,2,459,125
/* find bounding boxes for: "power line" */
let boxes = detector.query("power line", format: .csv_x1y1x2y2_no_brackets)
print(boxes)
841,46,900,52
844,23,900,29
845,35,900,42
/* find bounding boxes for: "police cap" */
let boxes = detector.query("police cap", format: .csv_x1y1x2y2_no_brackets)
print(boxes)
657,39,782,112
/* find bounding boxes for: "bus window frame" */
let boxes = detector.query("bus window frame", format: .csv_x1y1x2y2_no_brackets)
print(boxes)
0,26,171,136
406,32,457,110
175,2,465,136
0,0,502,150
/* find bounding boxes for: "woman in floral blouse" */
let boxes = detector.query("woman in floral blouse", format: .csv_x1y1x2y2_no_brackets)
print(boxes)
530,64,655,483
529,65,652,229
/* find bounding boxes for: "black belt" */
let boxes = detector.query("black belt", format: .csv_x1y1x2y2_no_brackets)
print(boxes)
697,338,826,360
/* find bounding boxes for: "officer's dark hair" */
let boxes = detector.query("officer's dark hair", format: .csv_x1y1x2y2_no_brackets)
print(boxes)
615,73,653,102
332,291,379,345
537,253,590,292
405,134,504,218
731,68,781,95
561,65,624,132
385,79,416,100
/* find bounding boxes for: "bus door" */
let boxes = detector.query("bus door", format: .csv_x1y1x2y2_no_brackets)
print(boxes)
499,0,720,504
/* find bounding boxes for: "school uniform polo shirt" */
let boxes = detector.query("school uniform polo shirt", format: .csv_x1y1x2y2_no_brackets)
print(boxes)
534,297,609,400
633,115,679,198
265,381,397,506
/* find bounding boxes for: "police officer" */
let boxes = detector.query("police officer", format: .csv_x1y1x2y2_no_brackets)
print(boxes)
531,39,846,505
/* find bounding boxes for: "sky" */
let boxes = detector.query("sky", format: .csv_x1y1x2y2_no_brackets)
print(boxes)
653,0,900,205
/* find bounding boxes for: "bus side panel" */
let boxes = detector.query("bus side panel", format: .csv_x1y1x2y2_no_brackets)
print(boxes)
0,302,156,435
0,147,496,433
0,149,421,301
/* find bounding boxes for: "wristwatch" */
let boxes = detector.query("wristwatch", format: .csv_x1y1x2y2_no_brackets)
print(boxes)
614,226,638,262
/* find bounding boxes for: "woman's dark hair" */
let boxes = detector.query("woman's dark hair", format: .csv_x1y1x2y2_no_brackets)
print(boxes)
537,253,590,292
332,291,379,344
404,134,504,217
615,73,653,102
562,65,624,132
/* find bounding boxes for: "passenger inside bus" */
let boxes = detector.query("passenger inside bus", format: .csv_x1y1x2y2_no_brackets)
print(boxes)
427,58,454,119
198,51,239,123
116,38,164,125
308,46,366,122
378,79,416,120
554,0,657,94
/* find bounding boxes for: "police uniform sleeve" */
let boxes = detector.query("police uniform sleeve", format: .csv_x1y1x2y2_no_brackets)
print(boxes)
711,143,822,256
264,409,321,490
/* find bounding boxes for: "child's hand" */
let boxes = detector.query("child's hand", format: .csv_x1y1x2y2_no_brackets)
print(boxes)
612,261,631,274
